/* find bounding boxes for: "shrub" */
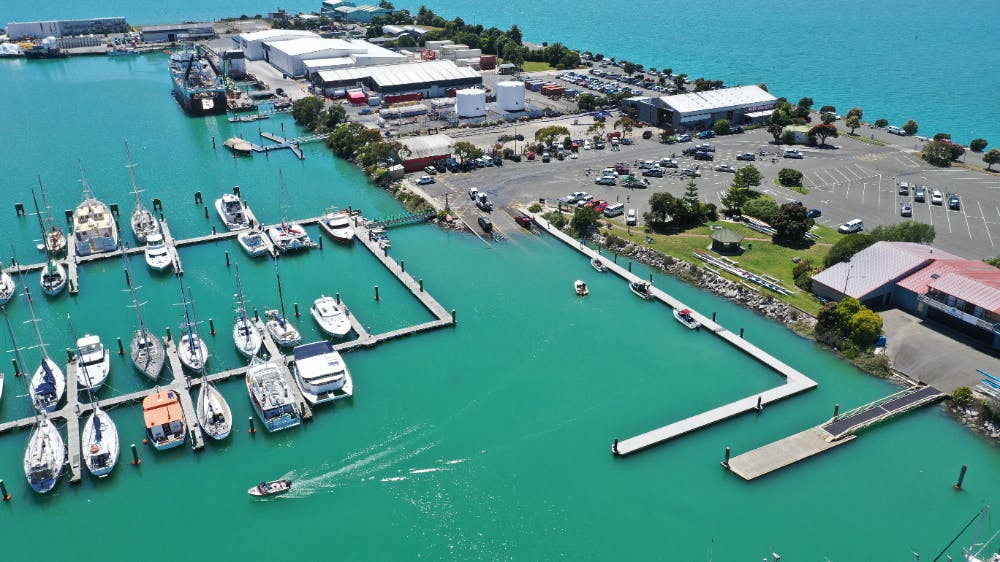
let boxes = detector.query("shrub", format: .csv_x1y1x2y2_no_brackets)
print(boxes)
528,203,542,213
874,119,889,128
543,211,567,229
921,140,954,167
743,196,780,224
781,130,796,145
951,386,974,404
933,132,952,141
970,138,988,152
825,233,876,266
778,168,804,187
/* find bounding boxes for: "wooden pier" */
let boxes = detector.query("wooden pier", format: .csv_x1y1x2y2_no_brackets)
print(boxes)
162,342,205,450
64,361,82,483
158,219,185,275
527,212,818,457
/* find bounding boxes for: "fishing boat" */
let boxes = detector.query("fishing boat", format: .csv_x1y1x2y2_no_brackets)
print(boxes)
176,283,209,372
673,307,701,330
144,233,173,272
264,258,301,348
629,280,653,300
124,140,160,244
223,137,254,155
248,479,292,497
237,230,270,257
20,283,65,412
246,358,301,432
319,208,356,243
23,417,65,494
574,280,589,296
310,295,352,338
293,341,353,405
73,163,119,256
215,192,253,231
74,333,111,391
591,258,608,272
169,45,227,116
143,390,186,450
123,253,164,381
30,190,66,296
82,406,119,478
232,265,262,357
35,177,67,256
197,380,232,440
0,261,15,304
267,170,315,253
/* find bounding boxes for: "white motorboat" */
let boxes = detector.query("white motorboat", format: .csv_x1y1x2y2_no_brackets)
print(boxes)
591,258,608,272
24,418,65,494
216,192,253,231
0,263,15,304
267,222,315,253
629,280,653,300
673,307,702,330
319,208,356,243
82,406,119,478
237,230,270,258
233,265,262,358
248,479,292,497
124,140,160,244
73,163,119,256
144,233,173,272
30,190,66,296
75,334,111,391
574,280,589,296
246,358,301,432
123,253,164,381
310,295,352,338
293,341,353,405
143,390,186,450
197,381,232,440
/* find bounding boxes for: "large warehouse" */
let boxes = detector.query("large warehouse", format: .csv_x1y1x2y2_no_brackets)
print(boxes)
312,59,481,98
263,37,406,78
627,85,777,131
237,29,318,60
6,17,127,39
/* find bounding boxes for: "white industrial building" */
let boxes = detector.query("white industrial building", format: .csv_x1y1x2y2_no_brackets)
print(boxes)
237,29,318,60
264,37,406,78
628,85,777,131
6,17,127,39
312,59,482,98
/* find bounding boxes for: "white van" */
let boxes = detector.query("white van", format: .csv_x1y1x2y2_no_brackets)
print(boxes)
838,219,864,234
603,202,625,217
625,209,638,225
886,125,905,135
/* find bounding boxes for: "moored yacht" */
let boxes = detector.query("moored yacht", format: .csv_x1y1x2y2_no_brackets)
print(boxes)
0,262,15,304
319,208,355,243
73,164,119,257
246,358,301,432
265,309,301,348
232,265,262,358
30,358,65,413
39,260,67,296
310,295,352,338
75,334,111,391
144,233,173,272
24,417,65,494
267,222,315,253
216,192,253,231
143,390,186,450
197,381,232,440
123,252,164,381
292,341,353,405
124,140,160,244
237,230,270,258
82,406,119,478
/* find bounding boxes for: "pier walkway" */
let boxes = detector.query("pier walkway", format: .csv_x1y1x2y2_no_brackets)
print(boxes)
527,212,818,457
163,343,205,450
158,219,184,275
257,318,313,421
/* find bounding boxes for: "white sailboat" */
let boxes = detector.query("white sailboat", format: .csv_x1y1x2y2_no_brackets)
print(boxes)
124,139,160,244
196,380,232,440
36,177,67,256
266,170,315,253
31,189,66,296
176,282,209,372
0,259,15,305
81,405,118,478
123,252,164,381
232,264,262,358
23,417,65,494
20,281,65,413
264,257,300,348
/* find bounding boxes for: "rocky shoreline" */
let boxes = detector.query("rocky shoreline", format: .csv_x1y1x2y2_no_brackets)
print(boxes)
949,403,1000,443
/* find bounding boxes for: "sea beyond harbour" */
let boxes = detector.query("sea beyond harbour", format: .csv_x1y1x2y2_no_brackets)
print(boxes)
3,0,1000,145
0,6,998,562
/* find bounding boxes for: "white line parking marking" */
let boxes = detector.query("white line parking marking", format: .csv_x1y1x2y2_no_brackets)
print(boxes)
961,207,973,239
944,204,953,233
978,201,994,247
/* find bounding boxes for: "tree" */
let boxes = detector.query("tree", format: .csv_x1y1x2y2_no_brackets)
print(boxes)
846,107,863,119
453,141,483,162
534,125,570,148
395,34,417,48
578,93,597,112
845,114,861,134
781,130,797,145
612,116,635,135
586,121,605,138
951,386,974,404
291,96,324,130
758,83,769,92
824,233,876,266
680,180,702,223
647,192,684,226
570,206,601,236
984,148,1000,170
622,61,640,75
821,113,838,124
870,221,936,243
317,104,347,132
712,119,732,136
772,203,814,243
797,97,814,110
720,183,751,215
949,143,966,162
933,132,951,141
921,140,955,167
819,105,836,114
733,165,763,188
874,119,888,128
767,123,785,143
506,24,522,44
809,122,838,146
778,168,804,187
850,308,883,347
970,138,988,152
903,119,919,135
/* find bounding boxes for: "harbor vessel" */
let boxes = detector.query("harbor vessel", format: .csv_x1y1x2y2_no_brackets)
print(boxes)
293,341,353,405
267,171,315,253
176,282,209,372
22,282,65,412
0,263,14,304
143,390,186,450
673,308,701,330
223,137,254,155
248,479,292,497
74,333,111,391
73,164,119,256
82,406,119,478
31,190,66,296
35,177,66,256
629,280,653,300
169,45,227,116
124,140,159,244
123,253,164,381
144,233,173,272
237,230,270,257
574,280,589,296
264,258,301,348
319,208,356,243
591,258,608,272
310,295,352,338
215,192,253,231
232,265,262,357
23,417,65,493
246,358,302,432
197,380,232,440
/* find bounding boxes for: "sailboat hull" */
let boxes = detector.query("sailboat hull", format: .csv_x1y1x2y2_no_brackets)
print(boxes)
131,330,165,381
40,261,67,296
83,408,119,478
178,334,208,371
24,419,65,494
30,358,65,413
197,383,232,440
234,319,263,358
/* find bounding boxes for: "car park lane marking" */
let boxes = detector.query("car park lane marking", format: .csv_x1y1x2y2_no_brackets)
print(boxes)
944,204,953,234
976,201,994,247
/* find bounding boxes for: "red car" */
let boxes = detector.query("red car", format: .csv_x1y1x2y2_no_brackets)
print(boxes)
514,214,532,228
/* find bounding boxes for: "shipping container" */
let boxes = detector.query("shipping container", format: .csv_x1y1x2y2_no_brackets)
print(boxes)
479,54,497,70
382,92,424,105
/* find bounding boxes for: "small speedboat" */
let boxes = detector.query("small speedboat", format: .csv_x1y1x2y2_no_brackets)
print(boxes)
673,308,701,330
574,280,589,296
629,281,652,300
591,258,608,272
319,209,356,244
144,233,173,272
248,479,292,497
216,193,252,231
237,230,270,257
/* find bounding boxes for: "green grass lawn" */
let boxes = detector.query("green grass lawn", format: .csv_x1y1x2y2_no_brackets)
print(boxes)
603,221,845,315
519,61,556,72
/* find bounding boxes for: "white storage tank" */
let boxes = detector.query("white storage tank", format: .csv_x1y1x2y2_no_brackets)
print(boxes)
455,88,486,118
496,81,526,111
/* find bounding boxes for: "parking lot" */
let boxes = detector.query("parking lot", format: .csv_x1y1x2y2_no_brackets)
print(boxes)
410,119,1000,258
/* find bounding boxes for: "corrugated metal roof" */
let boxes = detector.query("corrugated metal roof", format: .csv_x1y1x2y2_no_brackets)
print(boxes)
400,134,452,160
926,268,1000,313
812,241,946,298
267,37,358,57
239,29,318,42
660,85,776,115
316,60,479,88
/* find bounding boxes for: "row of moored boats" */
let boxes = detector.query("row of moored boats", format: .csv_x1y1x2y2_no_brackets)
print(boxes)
588,257,702,330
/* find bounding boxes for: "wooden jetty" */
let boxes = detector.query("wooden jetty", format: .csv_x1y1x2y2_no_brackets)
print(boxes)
727,385,945,480
158,219,185,275
162,342,205,450
527,211,818,457
64,360,83,483
241,131,327,160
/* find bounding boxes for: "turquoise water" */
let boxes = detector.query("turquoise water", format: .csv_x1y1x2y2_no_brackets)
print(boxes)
0,30,998,562
4,0,999,143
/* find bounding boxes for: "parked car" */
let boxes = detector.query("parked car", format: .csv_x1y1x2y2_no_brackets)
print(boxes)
714,164,735,173
625,209,638,226
510,153,522,162
806,208,822,219
736,152,756,161
693,151,714,161
838,219,864,233
948,194,961,210
642,130,653,139
931,189,944,205
477,215,493,233
676,133,692,142
476,195,494,212
660,158,679,168
914,185,926,202
584,140,592,150
526,151,536,161
681,168,701,177
514,214,532,228
423,166,437,175
468,187,479,200
695,144,716,152
898,181,910,195
416,175,435,185
595,175,617,185
576,194,595,206
900,201,913,217
641,168,664,177
783,149,804,159
886,125,906,135
595,140,606,150
696,130,715,139
542,151,551,163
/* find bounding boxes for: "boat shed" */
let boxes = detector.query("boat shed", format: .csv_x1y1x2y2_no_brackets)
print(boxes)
237,29,319,60
6,17,127,39
264,37,405,78
140,22,216,43
398,134,453,172
322,2,393,23
626,85,776,132
710,228,744,254
312,59,481,98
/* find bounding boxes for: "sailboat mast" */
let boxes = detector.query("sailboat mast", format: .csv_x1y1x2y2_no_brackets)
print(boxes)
2,305,27,376
186,287,209,377
122,253,149,334
30,188,51,259
235,264,250,321
124,139,143,207
38,176,56,231
21,280,50,360
273,257,288,319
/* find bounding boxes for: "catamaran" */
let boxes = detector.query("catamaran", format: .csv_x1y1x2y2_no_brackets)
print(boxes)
30,189,66,296
24,417,65,494
73,162,119,257
123,253,164,381
124,139,160,244
246,357,301,432
266,170,315,253
232,265,262,358
264,257,300,348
